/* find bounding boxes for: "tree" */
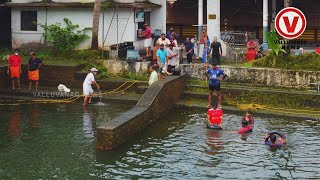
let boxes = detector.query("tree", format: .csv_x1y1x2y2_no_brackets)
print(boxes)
91,0,101,50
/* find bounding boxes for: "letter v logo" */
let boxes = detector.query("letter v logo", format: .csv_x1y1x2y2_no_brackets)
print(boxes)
283,16,299,33
275,7,306,39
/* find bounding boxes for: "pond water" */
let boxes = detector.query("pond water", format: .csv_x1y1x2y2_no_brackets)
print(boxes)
0,103,319,179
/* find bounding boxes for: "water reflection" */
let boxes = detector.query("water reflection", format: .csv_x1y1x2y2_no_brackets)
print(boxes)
83,107,94,139
206,130,224,155
8,108,21,140
29,108,40,129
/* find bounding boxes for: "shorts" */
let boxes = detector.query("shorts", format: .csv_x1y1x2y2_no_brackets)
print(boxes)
209,84,221,91
144,38,152,48
159,67,165,75
167,65,175,73
83,83,94,96
10,66,20,79
28,69,39,81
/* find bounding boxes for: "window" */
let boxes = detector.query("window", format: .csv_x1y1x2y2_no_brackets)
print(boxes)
138,12,150,29
21,11,37,31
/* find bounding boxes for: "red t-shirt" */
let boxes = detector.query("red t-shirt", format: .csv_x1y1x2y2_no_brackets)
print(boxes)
238,126,252,134
316,47,320,54
207,108,223,124
8,54,22,67
144,27,152,39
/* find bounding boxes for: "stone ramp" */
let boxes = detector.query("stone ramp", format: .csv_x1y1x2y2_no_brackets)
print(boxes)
97,74,187,151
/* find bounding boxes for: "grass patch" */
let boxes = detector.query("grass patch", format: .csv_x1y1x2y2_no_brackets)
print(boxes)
253,53,320,71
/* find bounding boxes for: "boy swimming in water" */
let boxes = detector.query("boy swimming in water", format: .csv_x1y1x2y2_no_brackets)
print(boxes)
265,132,287,147
207,105,223,128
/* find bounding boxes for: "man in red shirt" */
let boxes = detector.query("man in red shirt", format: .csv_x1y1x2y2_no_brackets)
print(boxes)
7,49,22,90
207,106,223,128
143,24,152,57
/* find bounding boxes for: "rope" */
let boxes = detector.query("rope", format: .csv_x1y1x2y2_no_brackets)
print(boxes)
0,81,139,106
224,98,320,117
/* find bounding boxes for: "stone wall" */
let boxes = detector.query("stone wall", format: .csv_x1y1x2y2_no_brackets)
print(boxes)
104,60,150,75
96,74,187,150
0,65,83,90
180,64,320,89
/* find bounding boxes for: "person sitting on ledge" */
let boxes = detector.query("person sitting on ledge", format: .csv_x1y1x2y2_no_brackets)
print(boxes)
264,131,287,148
148,66,158,86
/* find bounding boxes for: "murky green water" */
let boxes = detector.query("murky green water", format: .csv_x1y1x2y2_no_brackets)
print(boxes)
0,104,319,179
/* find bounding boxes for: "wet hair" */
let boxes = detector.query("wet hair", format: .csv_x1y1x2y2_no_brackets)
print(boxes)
160,44,164,47
30,51,36,56
212,62,218,66
241,120,249,127
246,110,252,115
149,65,154,69
14,49,19,52
270,134,277,143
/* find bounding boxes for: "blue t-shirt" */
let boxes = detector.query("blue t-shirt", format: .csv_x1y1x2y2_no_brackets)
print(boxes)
207,67,224,86
265,141,282,147
183,42,194,52
202,47,209,63
156,49,167,64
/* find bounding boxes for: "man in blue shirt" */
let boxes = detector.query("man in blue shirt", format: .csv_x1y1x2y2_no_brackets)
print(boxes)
206,62,227,108
182,37,194,64
156,44,168,79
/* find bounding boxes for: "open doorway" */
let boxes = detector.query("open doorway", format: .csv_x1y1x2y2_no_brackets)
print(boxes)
0,6,12,49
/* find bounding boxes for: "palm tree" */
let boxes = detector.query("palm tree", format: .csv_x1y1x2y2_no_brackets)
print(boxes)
91,0,101,50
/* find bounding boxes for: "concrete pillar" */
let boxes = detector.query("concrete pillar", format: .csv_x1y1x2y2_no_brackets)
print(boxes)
207,0,220,41
263,0,269,48
198,0,203,41
271,0,276,30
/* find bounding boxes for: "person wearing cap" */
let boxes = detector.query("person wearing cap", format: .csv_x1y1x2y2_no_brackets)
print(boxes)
143,24,152,57
209,37,222,65
157,33,171,48
206,63,227,108
7,49,22,90
83,68,100,107
156,44,168,79
28,51,44,92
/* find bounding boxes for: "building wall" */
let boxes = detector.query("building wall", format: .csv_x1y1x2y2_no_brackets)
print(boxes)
11,1,166,50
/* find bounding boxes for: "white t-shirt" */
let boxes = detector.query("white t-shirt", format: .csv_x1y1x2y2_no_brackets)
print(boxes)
84,72,95,85
157,38,171,46
148,71,158,86
167,48,177,66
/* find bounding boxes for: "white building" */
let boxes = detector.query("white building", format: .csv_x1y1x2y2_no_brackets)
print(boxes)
3,0,166,50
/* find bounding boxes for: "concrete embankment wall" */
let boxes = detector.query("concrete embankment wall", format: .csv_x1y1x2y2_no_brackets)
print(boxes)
180,64,320,89
0,65,147,91
0,65,83,89
96,74,187,150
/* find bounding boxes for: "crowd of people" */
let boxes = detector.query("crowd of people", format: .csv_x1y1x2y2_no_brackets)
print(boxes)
7,49,44,92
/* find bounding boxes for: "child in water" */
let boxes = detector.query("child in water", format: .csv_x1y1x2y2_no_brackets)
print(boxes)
207,105,223,128
242,110,254,125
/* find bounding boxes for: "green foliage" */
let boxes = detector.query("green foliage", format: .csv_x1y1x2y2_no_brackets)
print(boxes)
253,53,320,71
39,18,91,51
265,31,287,67
119,71,148,81
266,31,287,57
